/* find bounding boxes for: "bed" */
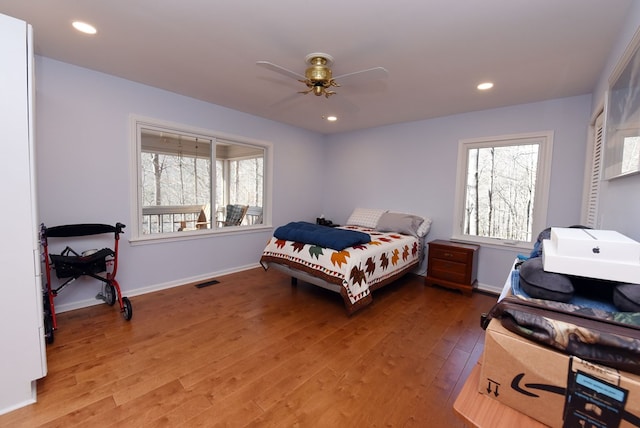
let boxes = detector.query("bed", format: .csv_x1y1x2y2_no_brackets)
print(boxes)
260,208,432,314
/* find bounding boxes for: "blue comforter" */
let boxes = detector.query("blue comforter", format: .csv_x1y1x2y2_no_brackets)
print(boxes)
274,221,371,251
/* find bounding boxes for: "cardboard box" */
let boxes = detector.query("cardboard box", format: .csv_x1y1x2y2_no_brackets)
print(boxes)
542,228,640,283
479,320,640,427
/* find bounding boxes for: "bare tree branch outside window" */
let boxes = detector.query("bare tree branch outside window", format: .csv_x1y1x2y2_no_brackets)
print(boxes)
464,144,539,242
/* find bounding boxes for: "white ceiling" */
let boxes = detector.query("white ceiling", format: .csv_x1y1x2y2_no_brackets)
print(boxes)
0,1,633,134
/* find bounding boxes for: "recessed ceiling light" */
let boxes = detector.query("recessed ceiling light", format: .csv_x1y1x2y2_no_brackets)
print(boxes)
326,116,337,122
477,82,494,90
72,21,97,35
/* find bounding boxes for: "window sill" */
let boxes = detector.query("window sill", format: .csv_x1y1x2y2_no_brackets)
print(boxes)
449,234,534,252
129,224,273,246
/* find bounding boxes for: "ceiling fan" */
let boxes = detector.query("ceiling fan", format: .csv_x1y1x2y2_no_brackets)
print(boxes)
257,52,388,98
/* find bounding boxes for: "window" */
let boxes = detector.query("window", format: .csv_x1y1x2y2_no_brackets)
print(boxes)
453,131,553,247
131,117,270,240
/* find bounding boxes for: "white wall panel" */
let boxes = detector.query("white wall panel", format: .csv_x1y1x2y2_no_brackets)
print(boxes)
0,12,47,414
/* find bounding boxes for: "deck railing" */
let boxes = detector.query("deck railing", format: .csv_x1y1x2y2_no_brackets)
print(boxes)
142,204,262,234
142,205,206,234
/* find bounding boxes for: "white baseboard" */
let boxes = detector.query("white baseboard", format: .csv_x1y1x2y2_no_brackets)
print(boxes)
476,282,502,295
54,262,262,313
0,380,36,416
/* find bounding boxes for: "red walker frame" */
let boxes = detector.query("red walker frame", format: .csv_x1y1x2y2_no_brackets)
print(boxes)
40,222,132,344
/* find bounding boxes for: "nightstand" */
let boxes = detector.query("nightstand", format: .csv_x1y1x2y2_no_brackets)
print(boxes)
425,239,479,295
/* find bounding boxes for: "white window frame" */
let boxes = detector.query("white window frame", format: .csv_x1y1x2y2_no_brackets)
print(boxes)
452,131,554,250
129,115,272,243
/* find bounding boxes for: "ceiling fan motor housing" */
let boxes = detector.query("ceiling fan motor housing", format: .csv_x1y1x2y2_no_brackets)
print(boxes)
305,57,332,82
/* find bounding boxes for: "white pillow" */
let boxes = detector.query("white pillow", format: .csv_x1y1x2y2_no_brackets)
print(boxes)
417,217,432,237
346,208,388,228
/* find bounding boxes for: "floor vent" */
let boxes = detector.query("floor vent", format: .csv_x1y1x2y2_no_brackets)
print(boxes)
195,279,220,289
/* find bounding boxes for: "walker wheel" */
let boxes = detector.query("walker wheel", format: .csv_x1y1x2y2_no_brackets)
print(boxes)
43,293,54,344
44,314,54,344
104,284,116,306
122,297,133,321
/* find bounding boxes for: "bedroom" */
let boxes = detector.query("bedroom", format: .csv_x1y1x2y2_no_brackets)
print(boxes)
28,62,640,312
2,0,640,424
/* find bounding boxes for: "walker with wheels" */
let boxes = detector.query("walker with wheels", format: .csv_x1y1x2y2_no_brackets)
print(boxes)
40,222,132,344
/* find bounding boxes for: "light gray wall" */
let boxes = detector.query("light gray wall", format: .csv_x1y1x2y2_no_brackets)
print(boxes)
323,95,592,290
35,57,325,311
591,1,640,241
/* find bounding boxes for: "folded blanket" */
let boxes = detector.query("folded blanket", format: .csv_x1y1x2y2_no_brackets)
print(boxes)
274,221,371,251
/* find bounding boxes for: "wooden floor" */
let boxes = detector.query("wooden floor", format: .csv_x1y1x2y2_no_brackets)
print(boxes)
1,267,498,427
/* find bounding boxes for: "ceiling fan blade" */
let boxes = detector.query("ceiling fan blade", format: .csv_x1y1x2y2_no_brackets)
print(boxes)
268,91,304,111
334,66,389,82
256,61,305,80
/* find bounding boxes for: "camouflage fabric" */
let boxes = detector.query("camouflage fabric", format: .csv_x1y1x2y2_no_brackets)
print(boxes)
494,294,640,375
512,293,640,326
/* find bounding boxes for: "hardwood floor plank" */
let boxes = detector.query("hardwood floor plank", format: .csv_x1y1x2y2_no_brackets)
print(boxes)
245,367,344,427
38,396,116,428
106,380,195,427
141,393,213,427
0,267,498,427
179,395,264,428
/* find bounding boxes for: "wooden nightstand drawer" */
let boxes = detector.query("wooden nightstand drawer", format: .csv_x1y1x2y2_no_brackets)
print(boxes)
425,239,480,296
430,259,467,283
430,247,469,264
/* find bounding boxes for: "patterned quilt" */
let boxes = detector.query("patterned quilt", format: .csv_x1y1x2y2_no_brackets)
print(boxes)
260,225,421,308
